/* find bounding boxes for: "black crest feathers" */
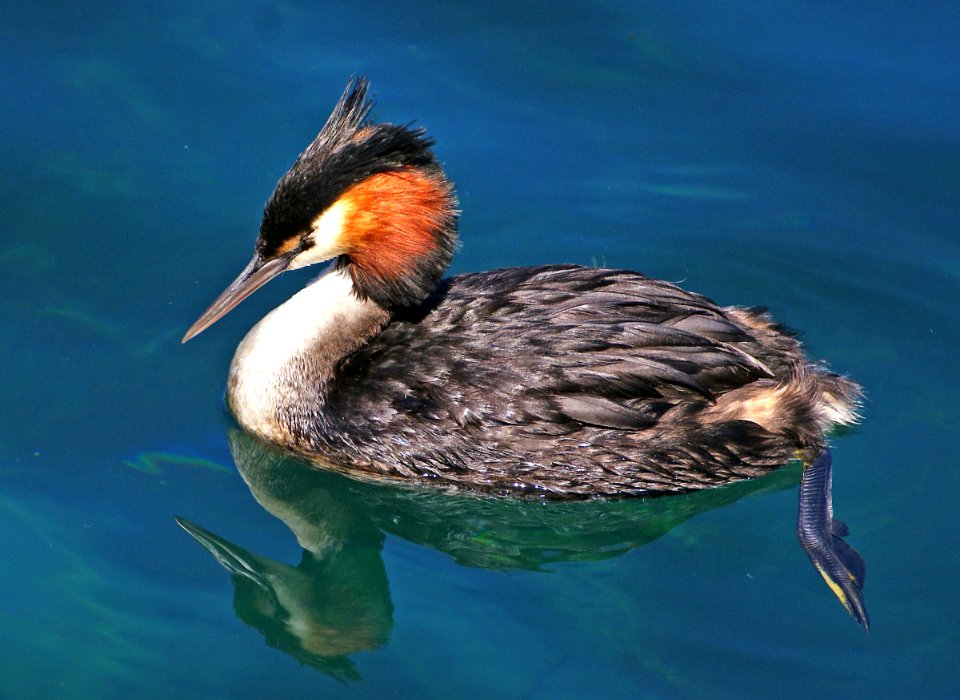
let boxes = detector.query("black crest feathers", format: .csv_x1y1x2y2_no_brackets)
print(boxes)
258,77,443,258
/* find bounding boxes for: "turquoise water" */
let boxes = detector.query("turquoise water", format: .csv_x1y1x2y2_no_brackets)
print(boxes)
3,2,959,697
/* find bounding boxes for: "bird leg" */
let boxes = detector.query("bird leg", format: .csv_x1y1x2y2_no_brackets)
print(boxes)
797,447,869,630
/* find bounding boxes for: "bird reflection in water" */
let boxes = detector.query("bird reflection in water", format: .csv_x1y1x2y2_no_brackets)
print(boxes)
177,430,816,679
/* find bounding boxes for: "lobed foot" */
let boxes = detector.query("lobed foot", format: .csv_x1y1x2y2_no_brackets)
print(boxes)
797,448,869,630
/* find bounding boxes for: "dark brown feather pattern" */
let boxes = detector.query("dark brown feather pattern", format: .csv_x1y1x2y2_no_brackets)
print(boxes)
276,265,859,497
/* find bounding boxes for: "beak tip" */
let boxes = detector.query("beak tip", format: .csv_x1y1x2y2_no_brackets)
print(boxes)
181,323,204,344
181,252,291,346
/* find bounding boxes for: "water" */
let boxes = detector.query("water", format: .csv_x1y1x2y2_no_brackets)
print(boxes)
3,2,959,697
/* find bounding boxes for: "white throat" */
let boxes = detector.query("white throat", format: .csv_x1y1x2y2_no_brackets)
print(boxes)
226,265,386,445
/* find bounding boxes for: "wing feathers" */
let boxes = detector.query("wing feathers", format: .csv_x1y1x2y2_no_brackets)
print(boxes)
331,265,792,436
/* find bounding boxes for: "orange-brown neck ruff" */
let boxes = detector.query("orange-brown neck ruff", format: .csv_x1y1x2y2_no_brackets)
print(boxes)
337,167,457,308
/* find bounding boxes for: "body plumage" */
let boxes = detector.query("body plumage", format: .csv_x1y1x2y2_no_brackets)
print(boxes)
242,263,857,497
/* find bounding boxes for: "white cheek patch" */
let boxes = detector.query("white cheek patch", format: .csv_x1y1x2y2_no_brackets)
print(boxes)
288,198,352,270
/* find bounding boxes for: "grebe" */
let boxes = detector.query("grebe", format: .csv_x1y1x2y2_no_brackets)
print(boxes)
184,78,867,627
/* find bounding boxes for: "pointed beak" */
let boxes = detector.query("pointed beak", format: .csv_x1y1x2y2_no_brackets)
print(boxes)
174,517,275,596
182,253,292,343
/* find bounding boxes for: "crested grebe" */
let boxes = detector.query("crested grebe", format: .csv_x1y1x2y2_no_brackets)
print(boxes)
183,78,867,627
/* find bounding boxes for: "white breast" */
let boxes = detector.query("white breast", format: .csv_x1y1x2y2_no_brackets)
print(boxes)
226,265,378,443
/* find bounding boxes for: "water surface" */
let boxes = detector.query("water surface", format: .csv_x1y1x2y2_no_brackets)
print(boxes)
3,2,959,697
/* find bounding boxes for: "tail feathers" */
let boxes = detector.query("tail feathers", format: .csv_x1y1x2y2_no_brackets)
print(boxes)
813,369,863,431
703,367,862,448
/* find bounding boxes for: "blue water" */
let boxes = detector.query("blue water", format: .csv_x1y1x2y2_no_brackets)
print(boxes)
3,2,959,697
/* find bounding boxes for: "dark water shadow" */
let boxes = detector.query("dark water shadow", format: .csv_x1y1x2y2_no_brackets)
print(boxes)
177,430,802,680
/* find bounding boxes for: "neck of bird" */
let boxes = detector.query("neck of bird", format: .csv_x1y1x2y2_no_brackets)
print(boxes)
225,163,457,445
226,264,391,446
